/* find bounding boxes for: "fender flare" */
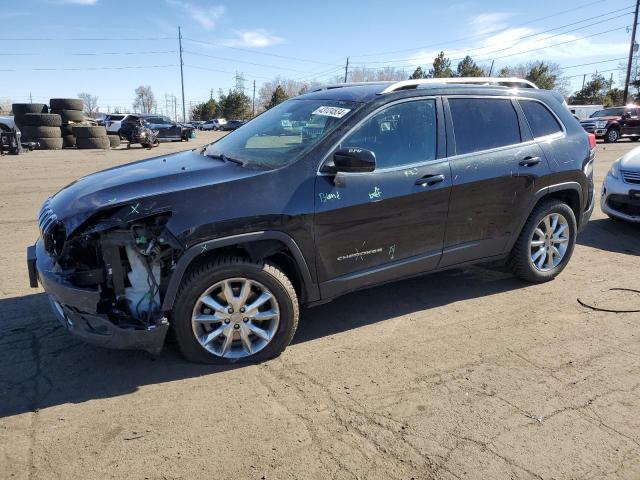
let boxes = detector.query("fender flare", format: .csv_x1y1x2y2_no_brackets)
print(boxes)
161,231,320,311
506,181,584,252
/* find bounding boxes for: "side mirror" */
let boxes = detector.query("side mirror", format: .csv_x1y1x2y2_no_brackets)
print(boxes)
623,112,631,119
332,147,376,173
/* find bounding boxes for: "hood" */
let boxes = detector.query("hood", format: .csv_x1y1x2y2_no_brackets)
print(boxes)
619,146,640,170
48,149,259,234
582,116,618,122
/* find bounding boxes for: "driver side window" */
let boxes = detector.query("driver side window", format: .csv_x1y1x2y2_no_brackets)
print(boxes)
340,99,437,169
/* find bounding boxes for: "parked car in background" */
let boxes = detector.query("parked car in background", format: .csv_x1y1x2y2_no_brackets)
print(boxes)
200,118,227,130
104,114,133,135
221,120,245,131
28,79,595,364
0,116,19,132
139,114,193,142
568,104,603,120
601,146,640,222
580,106,640,143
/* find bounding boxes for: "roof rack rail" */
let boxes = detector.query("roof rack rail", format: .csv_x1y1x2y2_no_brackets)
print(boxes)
309,81,392,93
379,77,539,94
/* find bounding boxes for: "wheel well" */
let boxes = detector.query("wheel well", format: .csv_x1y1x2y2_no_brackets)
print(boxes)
0,123,11,132
539,189,581,225
182,240,306,303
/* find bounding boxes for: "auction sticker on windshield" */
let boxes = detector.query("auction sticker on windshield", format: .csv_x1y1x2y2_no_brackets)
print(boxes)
312,106,351,118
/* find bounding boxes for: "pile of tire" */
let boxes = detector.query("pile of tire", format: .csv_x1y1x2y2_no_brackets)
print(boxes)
50,98,84,148
72,125,110,150
12,103,63,150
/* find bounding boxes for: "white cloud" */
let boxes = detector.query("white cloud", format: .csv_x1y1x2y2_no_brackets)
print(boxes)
55,0,98,4
470,12,512,35
166,0,225,30
223,30,283,48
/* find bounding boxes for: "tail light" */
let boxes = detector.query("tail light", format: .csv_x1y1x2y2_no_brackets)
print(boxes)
588,133,596,150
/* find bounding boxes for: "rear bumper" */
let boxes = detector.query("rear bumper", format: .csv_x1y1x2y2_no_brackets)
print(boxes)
27,239,168,354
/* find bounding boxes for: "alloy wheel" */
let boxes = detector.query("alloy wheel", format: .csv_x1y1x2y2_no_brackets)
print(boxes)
529,213,570,272
191,278,280,359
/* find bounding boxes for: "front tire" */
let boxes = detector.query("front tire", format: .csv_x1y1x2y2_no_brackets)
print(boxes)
510,200,577,283
604,127,620,143
172,256,299,364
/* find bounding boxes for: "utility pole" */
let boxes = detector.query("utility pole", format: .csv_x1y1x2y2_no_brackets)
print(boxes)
178,26,186,122
623,0,639,104
344,57,349,83
173,95,177,121
252,80,256,117
488,60,494,76
29,92,32,103
582,74,587,89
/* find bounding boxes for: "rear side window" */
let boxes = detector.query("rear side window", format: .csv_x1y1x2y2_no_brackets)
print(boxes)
449,98,521,155
519,100,563,138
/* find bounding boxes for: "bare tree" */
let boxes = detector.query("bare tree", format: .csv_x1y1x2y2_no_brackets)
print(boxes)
257,76,320,112
133,85,155,114
77,92,99,116
332,66,407,83
0,97,11,115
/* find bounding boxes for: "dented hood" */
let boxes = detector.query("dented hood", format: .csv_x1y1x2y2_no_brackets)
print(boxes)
49,149,259,234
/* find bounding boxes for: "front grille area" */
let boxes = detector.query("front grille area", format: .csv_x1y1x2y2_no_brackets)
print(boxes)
621,169,640,185
38,199,65,254
607,194,640,216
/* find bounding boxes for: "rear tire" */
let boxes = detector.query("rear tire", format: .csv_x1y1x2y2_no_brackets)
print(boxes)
604,127,620,143
509,199,577,283
172,256,299,364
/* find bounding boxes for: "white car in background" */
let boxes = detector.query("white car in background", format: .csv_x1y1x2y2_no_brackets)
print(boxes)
200,118,227,131
602,147,640,222
104,113,134,135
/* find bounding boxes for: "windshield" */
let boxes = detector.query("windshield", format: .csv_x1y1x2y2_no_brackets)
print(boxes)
145,116,172,124
590,108,624,118
204,99,360,168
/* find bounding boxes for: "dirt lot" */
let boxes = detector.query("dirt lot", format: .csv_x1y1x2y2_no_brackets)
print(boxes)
1,133,639,480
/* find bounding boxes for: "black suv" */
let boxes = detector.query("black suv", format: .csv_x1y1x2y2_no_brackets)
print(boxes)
27,81,595,364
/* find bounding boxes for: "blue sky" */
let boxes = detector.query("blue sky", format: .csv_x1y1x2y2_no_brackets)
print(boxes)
0,0,634,116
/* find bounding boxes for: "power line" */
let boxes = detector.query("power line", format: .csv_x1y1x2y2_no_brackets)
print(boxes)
351,8,634,66
0,36,173,41
182,37,341,67
184,64,271,80
350,0,614,59
0,64,178,72
0,50,177,56
183,50,309,73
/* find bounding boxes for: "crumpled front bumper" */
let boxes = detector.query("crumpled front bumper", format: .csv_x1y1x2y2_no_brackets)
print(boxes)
27,239,169,354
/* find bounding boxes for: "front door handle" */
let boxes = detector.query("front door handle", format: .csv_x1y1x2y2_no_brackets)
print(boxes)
415,174,445,187
519,156,541,167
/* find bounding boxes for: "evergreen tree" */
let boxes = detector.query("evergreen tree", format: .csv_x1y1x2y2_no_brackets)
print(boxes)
266,85,289,109
429,52,454,78
410,66,427,79
456,56,484,77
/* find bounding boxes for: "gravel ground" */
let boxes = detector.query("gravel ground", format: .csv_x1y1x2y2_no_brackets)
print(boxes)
1,133,639,480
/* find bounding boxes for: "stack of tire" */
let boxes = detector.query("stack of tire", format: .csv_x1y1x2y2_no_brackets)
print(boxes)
72,125,111,150
12,103,64,150
49,98,84,148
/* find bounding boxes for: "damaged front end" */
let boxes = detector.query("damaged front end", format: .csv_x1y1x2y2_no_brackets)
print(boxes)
27,199,183,354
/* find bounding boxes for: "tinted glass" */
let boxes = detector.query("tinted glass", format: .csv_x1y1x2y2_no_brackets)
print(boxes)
449,98,520,155
590,108,624,117
520,100,562,138
340,100,437,169
204,99,358,168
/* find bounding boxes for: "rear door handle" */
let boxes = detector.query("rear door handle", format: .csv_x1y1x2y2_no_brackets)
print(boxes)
415,174,445,187
519,156,541,167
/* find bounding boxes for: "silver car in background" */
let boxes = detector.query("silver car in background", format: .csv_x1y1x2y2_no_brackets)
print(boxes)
601,147,640,222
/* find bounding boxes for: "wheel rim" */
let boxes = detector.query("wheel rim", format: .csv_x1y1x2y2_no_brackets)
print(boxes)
191,278,280,359
608,129,619,142
529,213,570,272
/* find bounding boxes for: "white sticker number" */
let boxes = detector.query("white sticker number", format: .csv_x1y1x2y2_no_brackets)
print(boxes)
312,106,351,118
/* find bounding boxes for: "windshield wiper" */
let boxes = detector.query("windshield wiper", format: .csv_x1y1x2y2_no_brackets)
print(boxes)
205,153,246,166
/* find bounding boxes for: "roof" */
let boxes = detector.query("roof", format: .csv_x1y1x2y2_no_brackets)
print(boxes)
297,78,548,103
